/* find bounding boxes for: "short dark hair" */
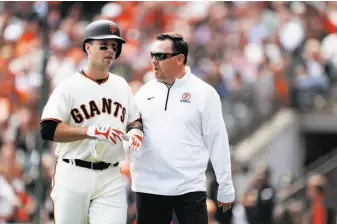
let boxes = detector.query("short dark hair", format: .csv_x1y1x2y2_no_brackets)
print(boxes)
156,32,188,64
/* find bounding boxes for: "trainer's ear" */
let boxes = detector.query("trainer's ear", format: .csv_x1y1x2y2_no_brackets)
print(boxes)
177,54,185,65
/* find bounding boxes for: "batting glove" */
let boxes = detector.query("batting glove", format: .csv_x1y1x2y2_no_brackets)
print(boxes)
87,126,124,147
124,129,143,151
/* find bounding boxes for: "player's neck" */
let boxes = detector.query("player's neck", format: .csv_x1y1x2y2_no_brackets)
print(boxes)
84,64,109,80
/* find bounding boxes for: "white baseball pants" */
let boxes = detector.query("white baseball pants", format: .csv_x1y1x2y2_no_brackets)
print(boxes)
50,160,127,224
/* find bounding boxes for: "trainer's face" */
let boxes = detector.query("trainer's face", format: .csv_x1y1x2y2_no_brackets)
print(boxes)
151,39,180,82
86,39,117,68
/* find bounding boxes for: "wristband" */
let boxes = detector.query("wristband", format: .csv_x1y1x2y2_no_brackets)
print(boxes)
126,125,143,133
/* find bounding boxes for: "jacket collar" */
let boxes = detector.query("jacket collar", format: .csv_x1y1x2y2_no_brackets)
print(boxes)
174,69,191,86
157,66,192,87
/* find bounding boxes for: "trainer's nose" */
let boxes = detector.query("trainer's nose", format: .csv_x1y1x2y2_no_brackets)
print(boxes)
151,56,159,65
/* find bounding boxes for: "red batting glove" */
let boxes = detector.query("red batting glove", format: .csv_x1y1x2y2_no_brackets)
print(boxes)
87,126,124,146
125,129,143,151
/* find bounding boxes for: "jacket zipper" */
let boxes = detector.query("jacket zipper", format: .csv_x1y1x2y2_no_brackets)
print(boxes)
162,81,175,111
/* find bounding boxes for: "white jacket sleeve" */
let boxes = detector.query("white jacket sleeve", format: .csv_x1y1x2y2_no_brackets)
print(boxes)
202,88,235,203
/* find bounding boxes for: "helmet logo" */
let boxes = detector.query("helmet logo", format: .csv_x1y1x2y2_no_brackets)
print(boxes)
110,24,116,33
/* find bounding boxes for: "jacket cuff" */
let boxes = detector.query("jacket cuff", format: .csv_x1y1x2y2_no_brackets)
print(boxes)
217,187,235,203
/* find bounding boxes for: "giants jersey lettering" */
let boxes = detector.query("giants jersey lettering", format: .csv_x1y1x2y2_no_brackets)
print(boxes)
41,72,140,162
70,97,127,124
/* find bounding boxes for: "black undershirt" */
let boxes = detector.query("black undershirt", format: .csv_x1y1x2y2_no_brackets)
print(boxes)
96,78,105,84
40,120,60,141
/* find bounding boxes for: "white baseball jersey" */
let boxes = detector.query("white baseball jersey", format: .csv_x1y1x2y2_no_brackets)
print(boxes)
41,72,140,163
130,71,235,203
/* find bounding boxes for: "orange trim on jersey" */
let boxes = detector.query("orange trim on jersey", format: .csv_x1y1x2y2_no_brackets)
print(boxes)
40,118,62,123
79,70,109,85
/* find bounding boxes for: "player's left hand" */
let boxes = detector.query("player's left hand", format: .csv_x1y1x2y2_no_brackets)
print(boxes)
218,201,232,212
124,129,143,151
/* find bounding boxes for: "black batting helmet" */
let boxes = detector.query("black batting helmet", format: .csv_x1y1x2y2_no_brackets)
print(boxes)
83,20,126,59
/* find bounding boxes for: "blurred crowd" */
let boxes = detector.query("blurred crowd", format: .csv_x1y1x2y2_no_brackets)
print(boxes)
0,1,337,223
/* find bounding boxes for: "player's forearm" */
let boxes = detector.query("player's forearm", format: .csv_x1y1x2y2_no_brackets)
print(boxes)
53,122,89,142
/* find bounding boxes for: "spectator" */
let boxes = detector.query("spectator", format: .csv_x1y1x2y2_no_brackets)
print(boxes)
0,174,16,223
242,164,276,224
305,173,336,224
0,144,20,223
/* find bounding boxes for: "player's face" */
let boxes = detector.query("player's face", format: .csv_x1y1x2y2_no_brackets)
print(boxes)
87,39,118,68
150,39,181,82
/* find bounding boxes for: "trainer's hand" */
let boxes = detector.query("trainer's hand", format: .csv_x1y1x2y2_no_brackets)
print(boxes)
124,129,143,151
87,126,124,146
218,202,232,212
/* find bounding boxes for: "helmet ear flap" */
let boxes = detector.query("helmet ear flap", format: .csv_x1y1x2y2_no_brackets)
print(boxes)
83,39,94,53
115,42,122,59
83,41,87,53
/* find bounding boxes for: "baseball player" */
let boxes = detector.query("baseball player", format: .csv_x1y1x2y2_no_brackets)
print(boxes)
40,20,143,224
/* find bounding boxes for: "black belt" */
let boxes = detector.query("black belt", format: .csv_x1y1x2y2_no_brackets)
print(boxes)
63,159,119,171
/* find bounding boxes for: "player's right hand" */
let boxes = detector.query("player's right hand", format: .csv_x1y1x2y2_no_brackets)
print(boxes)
87,126,124,146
